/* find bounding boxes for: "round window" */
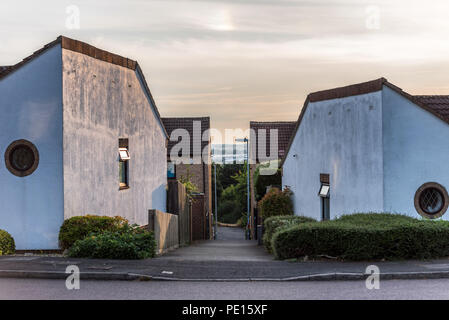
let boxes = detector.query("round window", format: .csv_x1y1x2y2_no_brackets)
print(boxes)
414,182,449,219
5,140,39,177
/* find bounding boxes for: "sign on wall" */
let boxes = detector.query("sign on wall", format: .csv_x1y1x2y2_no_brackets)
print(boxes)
167,162,176,179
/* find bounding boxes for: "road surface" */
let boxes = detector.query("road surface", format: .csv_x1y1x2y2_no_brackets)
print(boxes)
1,278,449,300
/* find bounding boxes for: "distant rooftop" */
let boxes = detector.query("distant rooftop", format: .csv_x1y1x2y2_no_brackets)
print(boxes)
250,121,296,162
162,117,210,157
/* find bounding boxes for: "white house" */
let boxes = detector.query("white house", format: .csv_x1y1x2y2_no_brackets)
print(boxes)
282,78,449,221
0,36,168,250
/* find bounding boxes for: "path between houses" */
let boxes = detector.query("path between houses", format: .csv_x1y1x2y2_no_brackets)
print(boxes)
3,227,449,281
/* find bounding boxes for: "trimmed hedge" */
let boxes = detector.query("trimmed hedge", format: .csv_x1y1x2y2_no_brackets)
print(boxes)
59,215,128,250
68,225,156,259
0,230,15,255
258,188,293,219
272,213,449,261
336,213,418,227
263,215,316,253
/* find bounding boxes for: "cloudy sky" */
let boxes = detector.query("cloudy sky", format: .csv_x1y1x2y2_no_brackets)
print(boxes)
2,0,449,142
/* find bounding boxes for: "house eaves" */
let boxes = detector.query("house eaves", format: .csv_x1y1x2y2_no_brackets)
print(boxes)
280,78,449,167
0,36,168,139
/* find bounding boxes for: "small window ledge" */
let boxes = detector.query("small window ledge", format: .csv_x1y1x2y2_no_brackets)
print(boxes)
119,185,130,191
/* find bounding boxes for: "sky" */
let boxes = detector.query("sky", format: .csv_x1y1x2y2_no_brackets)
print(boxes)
2,0,449,142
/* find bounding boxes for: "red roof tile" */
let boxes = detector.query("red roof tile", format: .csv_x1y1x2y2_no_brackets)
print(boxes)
162,117,211,157
413,95,449,124
250,121,296,162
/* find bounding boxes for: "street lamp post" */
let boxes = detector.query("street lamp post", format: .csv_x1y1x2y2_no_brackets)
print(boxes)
236,137,250,240
214,162,218,240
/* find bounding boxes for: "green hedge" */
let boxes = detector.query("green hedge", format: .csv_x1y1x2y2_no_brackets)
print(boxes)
0,230,15,256
68,225,156,259
272,213,449,261
335,213,418,227
59,215,128,250
258,188,293,219
263,215,316,253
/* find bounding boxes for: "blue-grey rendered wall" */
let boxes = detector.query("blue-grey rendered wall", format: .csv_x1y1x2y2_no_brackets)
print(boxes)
382,86,449,218
0,45,63,249
62,49,167,225
282,92,384,220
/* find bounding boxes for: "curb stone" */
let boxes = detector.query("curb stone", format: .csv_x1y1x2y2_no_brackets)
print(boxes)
2,270,449,281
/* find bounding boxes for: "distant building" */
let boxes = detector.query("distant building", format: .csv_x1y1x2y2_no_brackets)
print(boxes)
0,36,168,249
249,121,296,164
282,78,449,221
162,117,212,239
211,144,247,164
248,121,296,236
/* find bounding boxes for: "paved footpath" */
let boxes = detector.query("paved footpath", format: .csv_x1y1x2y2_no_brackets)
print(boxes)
2,227,449,281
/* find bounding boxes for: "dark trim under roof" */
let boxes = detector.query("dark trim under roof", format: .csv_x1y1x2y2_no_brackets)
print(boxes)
280,78,449,167
0,36,168,139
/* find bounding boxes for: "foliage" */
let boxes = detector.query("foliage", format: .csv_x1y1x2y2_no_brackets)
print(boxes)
254,164,282,201
263,215,316,253
178,166,199,200
0,230,15,256
216,163,249,223
68,224,156,259
218,200,242,224
272,213,449,261
59,215,128,250
237,213,248,228
258,188,293,219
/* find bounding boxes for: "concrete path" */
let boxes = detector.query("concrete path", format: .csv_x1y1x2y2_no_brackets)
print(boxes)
158,227,273,262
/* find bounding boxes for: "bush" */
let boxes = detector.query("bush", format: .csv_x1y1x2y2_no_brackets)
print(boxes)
258,188,293,219
272,213,449,261
336,213,418,227
0,230,15,256
254,166,282,201
263,216,316,252
67,224,156,259
218,200,243,224
59,215,128,250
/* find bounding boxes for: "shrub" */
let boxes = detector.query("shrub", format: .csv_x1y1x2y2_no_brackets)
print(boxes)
0,230,15,256
272,214,449,261
218,200,243,224
68,224,156,259
263,215,316,252
258,188,293,219
336,213,418,227
254,165,282,201
59,215,128,250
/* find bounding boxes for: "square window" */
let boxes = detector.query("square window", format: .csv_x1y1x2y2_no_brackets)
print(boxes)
119,148,130,161
319,184,330,198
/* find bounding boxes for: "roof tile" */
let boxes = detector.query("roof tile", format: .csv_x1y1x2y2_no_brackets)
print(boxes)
162,117,211,157
250,121,296,162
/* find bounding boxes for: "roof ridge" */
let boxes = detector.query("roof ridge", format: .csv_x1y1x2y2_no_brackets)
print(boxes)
280,78,449,167
0,35,168,139
308,78,387,102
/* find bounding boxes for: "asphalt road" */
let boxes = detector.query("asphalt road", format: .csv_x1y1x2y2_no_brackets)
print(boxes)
1,278,449,300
